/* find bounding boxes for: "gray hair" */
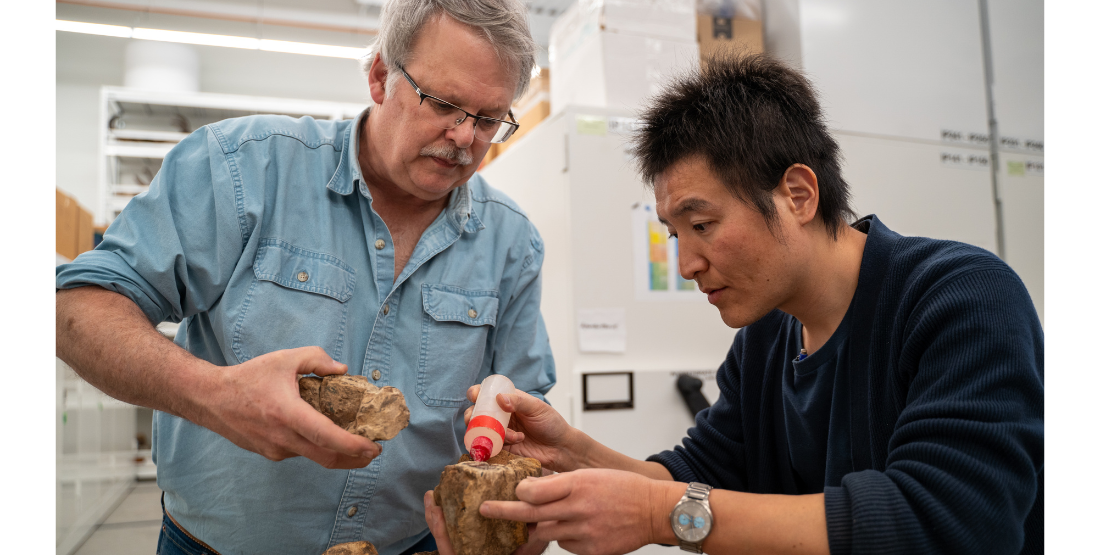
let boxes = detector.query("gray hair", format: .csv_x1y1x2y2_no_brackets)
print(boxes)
364,0,537,102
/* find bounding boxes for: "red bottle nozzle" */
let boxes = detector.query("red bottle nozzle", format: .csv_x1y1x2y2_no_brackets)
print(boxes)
470,435,493,462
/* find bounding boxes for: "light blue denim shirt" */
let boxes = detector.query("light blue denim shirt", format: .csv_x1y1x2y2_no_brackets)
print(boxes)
56,110,556,555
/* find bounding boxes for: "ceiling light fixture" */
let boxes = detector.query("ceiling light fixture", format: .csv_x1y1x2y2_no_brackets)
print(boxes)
56,20,369,60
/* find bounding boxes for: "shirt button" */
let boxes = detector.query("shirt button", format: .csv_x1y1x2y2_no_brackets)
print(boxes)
371,369,381,380
296,271,309,282
382,304,390,315
468,308,478,318
374,239,386,250
347,506,357,517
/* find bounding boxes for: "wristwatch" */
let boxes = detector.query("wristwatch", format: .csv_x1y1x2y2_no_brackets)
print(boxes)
669,482,713,553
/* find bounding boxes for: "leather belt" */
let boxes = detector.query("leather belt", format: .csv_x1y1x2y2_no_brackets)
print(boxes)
162,492,223,555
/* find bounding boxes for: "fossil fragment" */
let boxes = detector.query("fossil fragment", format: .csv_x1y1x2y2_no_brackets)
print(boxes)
322,540,377,555
433,450,542,555
298,375,410,441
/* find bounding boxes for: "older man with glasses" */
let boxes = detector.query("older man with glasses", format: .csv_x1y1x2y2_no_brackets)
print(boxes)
55,1,554,554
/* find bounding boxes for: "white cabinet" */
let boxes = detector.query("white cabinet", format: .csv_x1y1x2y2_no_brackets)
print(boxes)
786,0,1042,147
481,106,735,435
97,87,367,225
799,0,988,141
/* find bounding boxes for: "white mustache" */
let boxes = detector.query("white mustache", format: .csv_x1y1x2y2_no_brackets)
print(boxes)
420,143,473,166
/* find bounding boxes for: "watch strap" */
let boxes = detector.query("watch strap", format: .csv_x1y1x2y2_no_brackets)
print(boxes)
680,540,705,554
685,482,712,501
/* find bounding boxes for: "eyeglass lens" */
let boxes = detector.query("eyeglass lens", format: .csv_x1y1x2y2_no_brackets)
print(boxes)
418,97,513,143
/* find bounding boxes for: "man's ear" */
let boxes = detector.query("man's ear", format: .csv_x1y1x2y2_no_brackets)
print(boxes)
778,164,819,227
367,53,388,105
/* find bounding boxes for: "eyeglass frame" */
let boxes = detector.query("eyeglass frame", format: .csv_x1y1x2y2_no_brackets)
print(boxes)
396,64,520,144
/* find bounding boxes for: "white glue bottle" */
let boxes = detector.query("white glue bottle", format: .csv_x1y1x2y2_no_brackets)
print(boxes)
463,375,516,462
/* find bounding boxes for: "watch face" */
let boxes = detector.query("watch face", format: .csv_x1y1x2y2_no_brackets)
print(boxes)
670,500,712,543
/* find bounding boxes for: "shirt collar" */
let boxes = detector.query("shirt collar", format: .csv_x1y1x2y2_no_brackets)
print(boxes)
326,107,368,197
328,108,484,235
446,182,485,235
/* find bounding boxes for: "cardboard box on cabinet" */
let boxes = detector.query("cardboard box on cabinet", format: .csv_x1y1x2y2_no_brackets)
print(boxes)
56,189,94,261
697,13,764,70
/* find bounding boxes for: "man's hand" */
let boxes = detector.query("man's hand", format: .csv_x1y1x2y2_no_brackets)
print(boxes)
424,491,455,555
199,346,380,469
464,385,581,472
425,491,549,555
57,288,377,469
479,469,679,555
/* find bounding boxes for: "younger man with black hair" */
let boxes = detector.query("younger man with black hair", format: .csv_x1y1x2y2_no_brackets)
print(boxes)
425,53,1043,555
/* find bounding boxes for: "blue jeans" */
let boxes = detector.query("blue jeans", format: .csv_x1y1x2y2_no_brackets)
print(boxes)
157,493,438,555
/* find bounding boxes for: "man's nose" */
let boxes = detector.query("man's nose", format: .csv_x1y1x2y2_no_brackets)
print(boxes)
678,239,706,280
446,117,476,149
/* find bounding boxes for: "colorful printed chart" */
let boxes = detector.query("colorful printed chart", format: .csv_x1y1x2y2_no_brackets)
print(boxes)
632,203,702,301
647,220,669,291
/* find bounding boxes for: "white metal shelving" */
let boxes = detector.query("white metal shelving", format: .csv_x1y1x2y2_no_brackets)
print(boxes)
97,86,368,225
63,90,368,554
56,358,139,555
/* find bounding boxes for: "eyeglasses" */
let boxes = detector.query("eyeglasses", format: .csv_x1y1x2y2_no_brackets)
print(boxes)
397,65,519,144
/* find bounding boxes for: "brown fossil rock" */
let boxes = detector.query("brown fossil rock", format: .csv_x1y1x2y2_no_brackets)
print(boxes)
321,540,377,555
298,375,410,441
433,451,542,555
299,374,322,407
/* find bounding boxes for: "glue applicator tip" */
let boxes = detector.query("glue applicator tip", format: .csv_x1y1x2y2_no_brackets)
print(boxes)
470,436,493,462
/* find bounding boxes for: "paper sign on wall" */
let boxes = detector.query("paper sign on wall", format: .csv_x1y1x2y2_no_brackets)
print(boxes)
577,308,627,353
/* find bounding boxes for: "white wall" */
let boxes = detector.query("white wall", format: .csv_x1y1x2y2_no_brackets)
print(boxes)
57,33,125,214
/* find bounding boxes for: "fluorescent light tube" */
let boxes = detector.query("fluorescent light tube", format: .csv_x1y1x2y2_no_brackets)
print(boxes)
258,39,366,59
55,20,132,38
131,28,260,49
56,20,367,60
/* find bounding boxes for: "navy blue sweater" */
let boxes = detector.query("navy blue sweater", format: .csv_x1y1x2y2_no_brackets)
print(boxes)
649,216,1044,554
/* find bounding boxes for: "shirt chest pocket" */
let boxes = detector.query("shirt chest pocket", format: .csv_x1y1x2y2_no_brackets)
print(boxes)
417,284,500,407
233,239,356,363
